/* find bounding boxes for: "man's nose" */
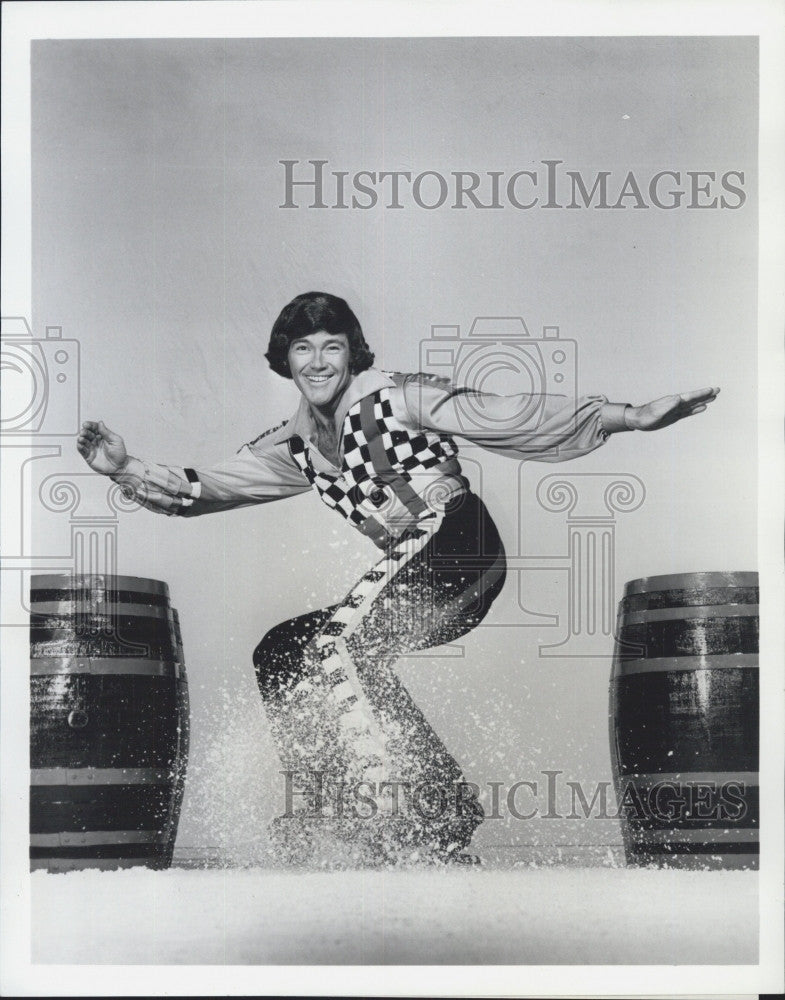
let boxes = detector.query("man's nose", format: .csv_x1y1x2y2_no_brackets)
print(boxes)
310,352,328,370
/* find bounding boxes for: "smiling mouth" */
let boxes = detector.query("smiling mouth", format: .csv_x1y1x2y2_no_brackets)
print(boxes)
305,374,333,383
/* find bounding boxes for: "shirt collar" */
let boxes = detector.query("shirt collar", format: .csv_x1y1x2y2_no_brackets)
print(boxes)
269,368,396,444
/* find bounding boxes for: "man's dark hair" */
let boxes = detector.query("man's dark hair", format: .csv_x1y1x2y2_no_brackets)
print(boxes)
265,291,375,379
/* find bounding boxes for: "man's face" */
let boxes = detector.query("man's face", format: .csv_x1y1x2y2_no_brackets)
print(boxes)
288,330,353,410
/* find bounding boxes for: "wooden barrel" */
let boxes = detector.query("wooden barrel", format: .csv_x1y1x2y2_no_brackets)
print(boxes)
609,571,758,870
30,574,190,872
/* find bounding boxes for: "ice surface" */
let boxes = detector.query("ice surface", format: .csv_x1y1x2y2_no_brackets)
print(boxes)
32,865,757,965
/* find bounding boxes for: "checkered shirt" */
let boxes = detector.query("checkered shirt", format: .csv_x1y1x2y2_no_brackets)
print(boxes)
288,384,460,535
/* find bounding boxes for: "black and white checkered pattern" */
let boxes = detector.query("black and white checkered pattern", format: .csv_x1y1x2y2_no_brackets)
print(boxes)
342,390,459,475
288,436,368,528
288,386,460,531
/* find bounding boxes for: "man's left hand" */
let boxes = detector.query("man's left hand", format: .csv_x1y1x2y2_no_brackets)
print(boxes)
626,387,721,431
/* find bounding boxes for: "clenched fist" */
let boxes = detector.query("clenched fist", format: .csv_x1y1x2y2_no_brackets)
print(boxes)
76,421,129,476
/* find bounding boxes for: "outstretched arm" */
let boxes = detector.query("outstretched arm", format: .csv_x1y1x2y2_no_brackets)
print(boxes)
77,420,310,516
390,374,721,464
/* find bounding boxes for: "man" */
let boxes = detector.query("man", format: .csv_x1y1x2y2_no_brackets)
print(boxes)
77,291,719,866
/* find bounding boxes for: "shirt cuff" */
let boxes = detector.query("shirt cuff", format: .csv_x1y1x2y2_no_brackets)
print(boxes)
110,456,147,487
600,402,633,434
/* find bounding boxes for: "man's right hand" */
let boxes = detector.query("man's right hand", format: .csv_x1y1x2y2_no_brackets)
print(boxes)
77,421,129,476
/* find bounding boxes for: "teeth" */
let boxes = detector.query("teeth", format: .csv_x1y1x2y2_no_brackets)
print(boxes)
306,375,331,382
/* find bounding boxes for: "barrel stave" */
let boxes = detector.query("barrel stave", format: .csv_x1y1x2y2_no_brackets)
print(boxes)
616,614,759,660
31,674,182,769
31,783,173,833
612,668,759,774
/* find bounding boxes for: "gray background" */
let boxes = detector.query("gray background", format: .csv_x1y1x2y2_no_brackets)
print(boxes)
31,37,757,859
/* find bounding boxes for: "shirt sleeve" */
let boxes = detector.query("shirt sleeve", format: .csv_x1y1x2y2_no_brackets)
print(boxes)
389,373,631,464
110,434,310,517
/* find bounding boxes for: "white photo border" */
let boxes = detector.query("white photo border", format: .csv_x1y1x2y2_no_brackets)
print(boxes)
2,1,783,996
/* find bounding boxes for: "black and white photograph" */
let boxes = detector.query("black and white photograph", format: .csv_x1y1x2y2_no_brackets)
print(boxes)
1,1,783,996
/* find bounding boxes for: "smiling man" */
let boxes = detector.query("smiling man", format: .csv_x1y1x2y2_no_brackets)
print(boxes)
77,291,719,866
